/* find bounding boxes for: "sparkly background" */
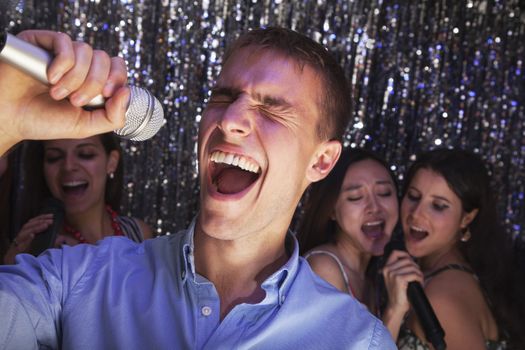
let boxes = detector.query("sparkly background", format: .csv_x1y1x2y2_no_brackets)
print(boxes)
5,1,525,249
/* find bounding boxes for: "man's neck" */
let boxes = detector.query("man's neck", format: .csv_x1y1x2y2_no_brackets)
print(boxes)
193,223,289,320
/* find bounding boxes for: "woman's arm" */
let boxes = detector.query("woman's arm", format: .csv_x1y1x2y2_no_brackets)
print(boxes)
381,250,424,340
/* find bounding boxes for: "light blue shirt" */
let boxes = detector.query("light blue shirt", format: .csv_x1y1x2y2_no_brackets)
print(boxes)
0,220,396,349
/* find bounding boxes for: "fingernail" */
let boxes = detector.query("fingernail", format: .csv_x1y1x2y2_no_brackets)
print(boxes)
103,81,115,96
53,87,70,100
121,90,131,110
49,71,63,84
72,94,88,106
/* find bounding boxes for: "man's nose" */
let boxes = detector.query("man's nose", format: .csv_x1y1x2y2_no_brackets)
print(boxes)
217,100,254,138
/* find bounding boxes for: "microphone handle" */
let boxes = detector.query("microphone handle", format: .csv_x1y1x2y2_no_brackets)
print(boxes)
0,32,105,107
407,281,446,350
29,198,65,256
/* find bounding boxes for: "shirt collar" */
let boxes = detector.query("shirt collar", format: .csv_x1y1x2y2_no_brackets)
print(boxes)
260,231,299,305
180,217,197,283
179,219,300,305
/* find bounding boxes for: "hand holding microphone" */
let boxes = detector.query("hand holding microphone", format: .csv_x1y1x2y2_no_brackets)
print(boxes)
0,30,164,152
382,238,446,350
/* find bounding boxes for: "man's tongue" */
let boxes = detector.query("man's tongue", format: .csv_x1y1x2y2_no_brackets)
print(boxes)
362,223,384,239
214,167,257,194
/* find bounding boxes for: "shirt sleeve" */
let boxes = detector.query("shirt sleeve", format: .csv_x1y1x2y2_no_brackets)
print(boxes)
0,250,66,348
369,319,398,350
0,240,107,349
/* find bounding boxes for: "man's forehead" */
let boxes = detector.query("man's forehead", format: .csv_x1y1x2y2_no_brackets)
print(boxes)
215,47,322,96
213,45,324,116
221,45,309,76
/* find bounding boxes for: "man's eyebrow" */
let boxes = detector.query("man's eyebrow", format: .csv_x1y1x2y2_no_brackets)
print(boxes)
254,92,294,110
211,87,294,110
210,86,241,97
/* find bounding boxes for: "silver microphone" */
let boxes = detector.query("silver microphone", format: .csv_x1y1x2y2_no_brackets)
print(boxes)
0,32,165,141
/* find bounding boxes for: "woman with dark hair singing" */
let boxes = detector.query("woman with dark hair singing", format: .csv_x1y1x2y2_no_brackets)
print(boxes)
385,148,525,349
4,133,153,264
297,147,414,338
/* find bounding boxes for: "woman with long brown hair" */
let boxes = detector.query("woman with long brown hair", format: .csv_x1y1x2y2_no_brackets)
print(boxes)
4,133,153,264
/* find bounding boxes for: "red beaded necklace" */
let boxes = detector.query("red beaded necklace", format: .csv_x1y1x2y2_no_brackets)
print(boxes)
63,205,124,244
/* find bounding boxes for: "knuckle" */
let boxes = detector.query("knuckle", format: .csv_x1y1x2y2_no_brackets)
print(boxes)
112,56,126,66
65,74,87,91
56,31,71,42
110,57,128,78
60,55,76,71
17,30,32,40
74,41,92,53
94,49,110,62
84,74,106,88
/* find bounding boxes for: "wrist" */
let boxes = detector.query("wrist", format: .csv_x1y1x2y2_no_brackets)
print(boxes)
382,305,408,341
0,104,20,156
383,304,408,326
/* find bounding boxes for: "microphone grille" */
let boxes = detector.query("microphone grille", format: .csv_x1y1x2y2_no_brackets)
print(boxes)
114,86,165,141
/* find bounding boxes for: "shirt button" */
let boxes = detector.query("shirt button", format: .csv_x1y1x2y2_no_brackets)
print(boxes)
201,306,212,316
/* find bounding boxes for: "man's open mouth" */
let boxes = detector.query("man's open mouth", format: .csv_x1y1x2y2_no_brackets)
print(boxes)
209,150,261,195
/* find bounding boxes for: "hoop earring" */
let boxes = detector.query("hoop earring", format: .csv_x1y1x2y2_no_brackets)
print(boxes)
460,228,471,242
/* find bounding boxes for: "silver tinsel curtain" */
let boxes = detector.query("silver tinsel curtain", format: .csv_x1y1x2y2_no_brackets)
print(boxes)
5,0,525,247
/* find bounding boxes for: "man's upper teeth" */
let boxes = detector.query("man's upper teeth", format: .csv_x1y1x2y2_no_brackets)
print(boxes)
210,151,260,173
63,180,87,187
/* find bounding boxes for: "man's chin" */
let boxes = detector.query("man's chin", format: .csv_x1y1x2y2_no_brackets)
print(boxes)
196,212,248,241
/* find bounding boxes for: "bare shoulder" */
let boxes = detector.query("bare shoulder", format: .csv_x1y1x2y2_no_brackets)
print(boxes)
425,268,482,309
305,246,348,293
419,269,489,349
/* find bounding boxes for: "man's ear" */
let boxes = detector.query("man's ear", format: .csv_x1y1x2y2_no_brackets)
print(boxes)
306,140,341,183
106,150,120,174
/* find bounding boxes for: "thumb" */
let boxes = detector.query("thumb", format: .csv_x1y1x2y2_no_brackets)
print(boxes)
75,86,129,137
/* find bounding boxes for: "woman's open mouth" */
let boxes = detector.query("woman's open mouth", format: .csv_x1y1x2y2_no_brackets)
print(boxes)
61,180,88,197
361,220,385,239
409,225,428,240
